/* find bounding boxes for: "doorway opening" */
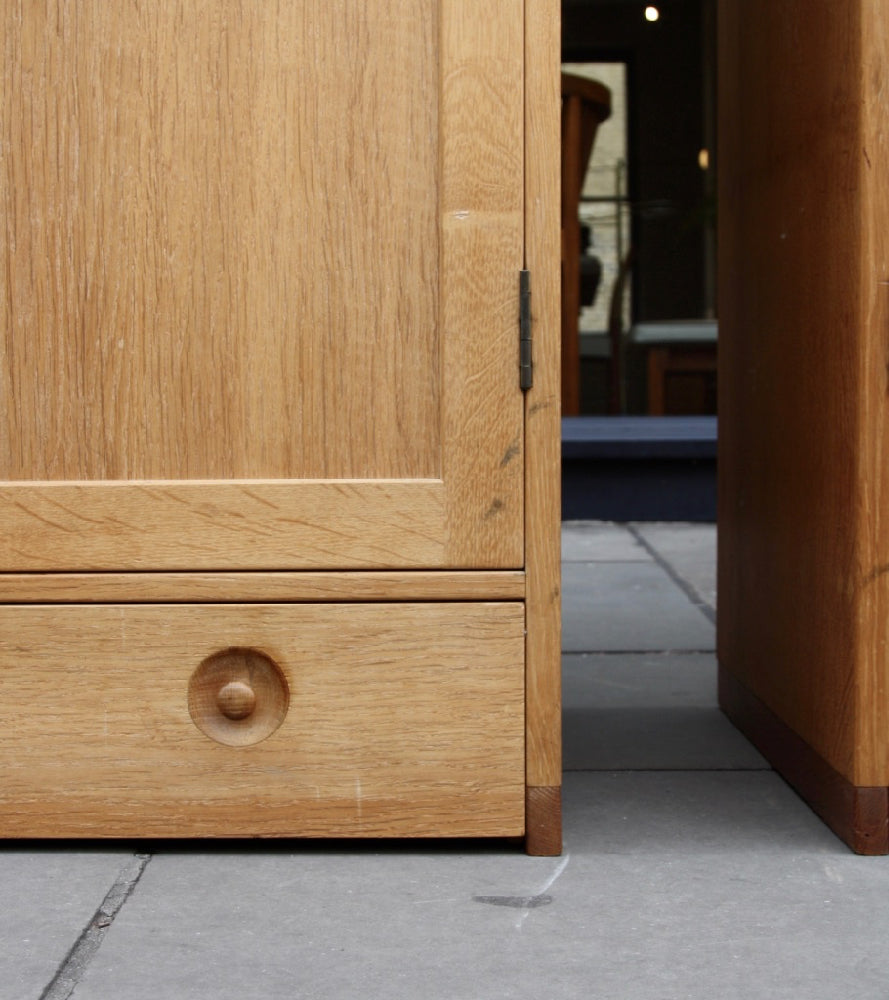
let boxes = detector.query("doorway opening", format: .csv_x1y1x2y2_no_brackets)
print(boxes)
560,0,718,523
560,1,730,776
562,0,717,418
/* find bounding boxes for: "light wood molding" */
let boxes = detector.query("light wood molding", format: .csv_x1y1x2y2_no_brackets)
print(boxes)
0,481,446,571
0,571,525,604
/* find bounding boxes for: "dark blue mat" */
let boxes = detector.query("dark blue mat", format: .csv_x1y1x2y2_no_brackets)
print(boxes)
562,416,717,522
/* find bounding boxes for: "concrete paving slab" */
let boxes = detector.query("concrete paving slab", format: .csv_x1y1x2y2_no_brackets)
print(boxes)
70,845,578,1000
563,652,769,770
555,771,889,999
72,773,889,1000
562,561,716,652
562,770,844,855
633,522,718,611
0,848,134,1000
562,521,650,563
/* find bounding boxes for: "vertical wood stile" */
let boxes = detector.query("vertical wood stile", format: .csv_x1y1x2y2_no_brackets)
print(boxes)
523,0,562,850
440,0,525,567
856,2,889,788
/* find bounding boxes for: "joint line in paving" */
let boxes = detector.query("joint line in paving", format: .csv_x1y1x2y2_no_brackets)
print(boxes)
625,524,717,625
39,852,152,1000
565,648,716,656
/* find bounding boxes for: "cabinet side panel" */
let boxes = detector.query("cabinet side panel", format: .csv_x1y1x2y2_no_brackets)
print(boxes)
717,0,862,781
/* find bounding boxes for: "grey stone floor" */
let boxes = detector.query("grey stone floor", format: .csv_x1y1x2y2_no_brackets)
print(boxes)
7,523,889,1000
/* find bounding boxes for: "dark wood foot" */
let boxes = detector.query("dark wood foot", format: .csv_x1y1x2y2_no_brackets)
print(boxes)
719,666,889,855
525,785,562,856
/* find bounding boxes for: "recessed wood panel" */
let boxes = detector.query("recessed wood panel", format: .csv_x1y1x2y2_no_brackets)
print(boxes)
0,602,525,837
1,1,438,482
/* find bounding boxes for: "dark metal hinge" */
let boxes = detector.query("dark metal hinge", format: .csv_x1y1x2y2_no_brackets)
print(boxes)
519,269,532,390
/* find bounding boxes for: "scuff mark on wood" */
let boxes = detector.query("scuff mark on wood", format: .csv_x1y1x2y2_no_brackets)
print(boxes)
483,498,504,520
864,563,889,585
528,400,554,415
500,440,521,468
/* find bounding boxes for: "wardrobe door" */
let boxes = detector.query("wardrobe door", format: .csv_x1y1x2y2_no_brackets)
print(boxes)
1,0,525,572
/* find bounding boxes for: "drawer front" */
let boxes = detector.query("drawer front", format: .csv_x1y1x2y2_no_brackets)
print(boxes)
0,603,525,838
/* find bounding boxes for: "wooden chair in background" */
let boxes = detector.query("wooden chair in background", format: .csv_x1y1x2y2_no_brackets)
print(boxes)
561,73,611,415
606,248,633,414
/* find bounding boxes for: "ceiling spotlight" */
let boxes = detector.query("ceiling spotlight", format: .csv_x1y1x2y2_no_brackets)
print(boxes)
645,6,660,21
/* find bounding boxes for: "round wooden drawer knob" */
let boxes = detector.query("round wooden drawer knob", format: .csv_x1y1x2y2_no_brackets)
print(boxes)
216,680,257,720
188,647,289,747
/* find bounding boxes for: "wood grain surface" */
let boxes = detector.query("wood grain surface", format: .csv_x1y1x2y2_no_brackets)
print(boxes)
1,0,526,570
440,0,525,565
853,2,889,790
718,1,889,786
0,481,446,571
1,0,438,482
0,0,561,847
187,646,291,748
0,570,525,604
0,602,525,837
524,0,562,794
525,785,562,856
